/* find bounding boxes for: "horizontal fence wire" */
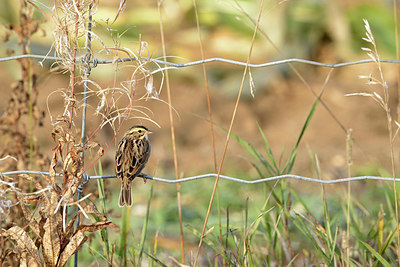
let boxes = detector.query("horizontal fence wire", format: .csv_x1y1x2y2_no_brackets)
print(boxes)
1,170,400,184
2,54,400,69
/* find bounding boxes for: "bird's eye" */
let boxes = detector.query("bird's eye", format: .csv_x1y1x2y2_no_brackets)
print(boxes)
138,129,142,133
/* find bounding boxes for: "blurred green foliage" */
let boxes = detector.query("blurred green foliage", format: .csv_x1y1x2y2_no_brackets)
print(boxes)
347,3,396,56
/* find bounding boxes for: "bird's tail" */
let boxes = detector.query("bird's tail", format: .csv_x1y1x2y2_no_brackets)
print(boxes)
118,182,132,207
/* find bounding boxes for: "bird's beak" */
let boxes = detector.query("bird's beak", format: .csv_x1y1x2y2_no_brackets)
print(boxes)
147,130,152,134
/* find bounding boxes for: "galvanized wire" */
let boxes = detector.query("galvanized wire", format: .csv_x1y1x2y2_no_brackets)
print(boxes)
2,170,400,184
2,54,400,69
74,5,93,265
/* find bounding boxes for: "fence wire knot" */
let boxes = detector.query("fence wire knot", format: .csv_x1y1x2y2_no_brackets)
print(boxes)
80,53,98,74
91,58,98,68
77,173,90,193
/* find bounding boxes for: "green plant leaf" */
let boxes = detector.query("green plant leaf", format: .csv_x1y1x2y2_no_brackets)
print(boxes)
359,240,391,267
138,181,154,263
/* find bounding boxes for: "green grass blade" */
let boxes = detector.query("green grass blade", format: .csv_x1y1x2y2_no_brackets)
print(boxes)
246,207,274,238
287,254,299,266
283,99,319,173
185,224,225,256
359,240,391,267
138,181,154,263
380,227,397,255
257,122,279,174
290,188,312,215
284,209,330,263
243,197,249,263
96,160,110,260
119,206,130,265
216,123,277,175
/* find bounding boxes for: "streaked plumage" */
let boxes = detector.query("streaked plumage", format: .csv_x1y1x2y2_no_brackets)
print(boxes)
115,125,151,207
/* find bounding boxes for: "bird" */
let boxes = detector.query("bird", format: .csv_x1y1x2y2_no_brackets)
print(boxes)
115,125,151,207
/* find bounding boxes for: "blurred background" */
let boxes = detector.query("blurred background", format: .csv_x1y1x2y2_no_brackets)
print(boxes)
1,0,397,176
1,0,399,264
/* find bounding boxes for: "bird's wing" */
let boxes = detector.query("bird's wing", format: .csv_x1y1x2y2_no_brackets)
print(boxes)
127,139,150,180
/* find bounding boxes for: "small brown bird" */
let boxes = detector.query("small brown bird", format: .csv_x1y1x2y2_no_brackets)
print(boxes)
115,125,151,207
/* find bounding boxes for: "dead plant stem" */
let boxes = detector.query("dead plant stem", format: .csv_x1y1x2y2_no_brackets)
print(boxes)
346,129,353,267
69,1,80,130
394,0,400,123
392,0,400,261
157,1,185,263
191,0,217,172
388,117,400,265
63,0,80,190
191,0,223,259
193,0,264,264
375,39,399,262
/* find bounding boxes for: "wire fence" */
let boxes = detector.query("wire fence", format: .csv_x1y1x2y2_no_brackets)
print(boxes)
4,3,400,266
1,53,400,195
2,170,400,185
2,25,400,265
2,52,399,189
2,53,400,69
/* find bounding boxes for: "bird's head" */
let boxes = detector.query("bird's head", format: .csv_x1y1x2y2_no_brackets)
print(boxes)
125,125,152,139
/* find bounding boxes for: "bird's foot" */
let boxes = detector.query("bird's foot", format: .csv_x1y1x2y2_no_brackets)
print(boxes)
138,173,148,183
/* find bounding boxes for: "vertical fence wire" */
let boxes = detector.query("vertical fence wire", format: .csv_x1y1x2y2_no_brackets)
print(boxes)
74,3,93,266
